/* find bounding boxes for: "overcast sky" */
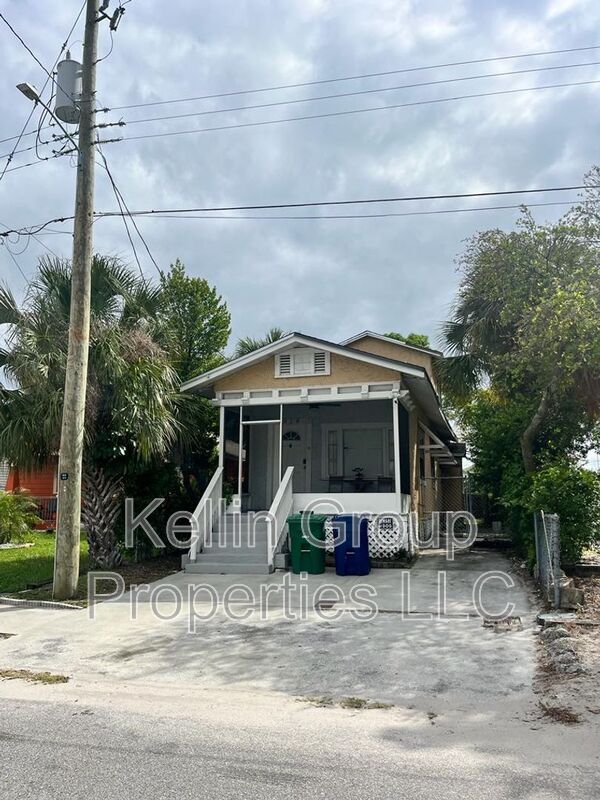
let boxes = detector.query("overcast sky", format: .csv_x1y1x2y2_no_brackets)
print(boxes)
1,0,600,353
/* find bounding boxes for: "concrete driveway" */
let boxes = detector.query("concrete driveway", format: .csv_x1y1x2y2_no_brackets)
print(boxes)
3,548,600,799
1,548,534,712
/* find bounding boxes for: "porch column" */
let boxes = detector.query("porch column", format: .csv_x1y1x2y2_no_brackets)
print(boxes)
392,396,402,511
237,405,243,500
218,405,225,468
278,403,283,482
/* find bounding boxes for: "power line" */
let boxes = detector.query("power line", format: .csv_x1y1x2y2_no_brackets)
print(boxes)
0,223,30,281
106,44,600,111
117,60,600,127
0,103,40,182
0,184,593,237
0,124,55,147
0,2,86,182
92,185,596,214
97,149,145,279
30,231,59,258
119,78,600,143
96,145,163,278
0,12,56,82
2,243,29,282
132,198,583,220
3,43,600,148
3,149,76,175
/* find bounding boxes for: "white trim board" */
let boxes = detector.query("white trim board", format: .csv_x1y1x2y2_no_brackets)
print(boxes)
215,382,407,407
292,492,411,514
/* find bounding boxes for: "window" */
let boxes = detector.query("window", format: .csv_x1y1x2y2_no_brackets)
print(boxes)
321,424,393,480
275,348,330,377
327,429,338,476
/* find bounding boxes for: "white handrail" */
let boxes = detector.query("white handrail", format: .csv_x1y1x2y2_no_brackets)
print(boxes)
266,466,294,568
189,466,223,562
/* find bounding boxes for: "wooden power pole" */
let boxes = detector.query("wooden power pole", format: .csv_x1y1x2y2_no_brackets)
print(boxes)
53,0,100,599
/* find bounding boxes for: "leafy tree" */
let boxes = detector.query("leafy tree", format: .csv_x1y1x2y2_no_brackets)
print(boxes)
384,331,431,348
440,211,600,474
155,260,231,505
0,256,183,569
158,259,230,381
527,463,600,564
233,326,287,358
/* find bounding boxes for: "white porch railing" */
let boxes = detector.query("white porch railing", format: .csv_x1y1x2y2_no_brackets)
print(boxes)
267,466,294,568
189,466,223,562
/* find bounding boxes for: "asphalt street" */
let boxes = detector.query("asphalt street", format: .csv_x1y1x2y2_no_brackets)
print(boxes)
1,683,599,800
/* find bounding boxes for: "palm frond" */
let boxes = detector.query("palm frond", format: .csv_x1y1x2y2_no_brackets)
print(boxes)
0,284,21,326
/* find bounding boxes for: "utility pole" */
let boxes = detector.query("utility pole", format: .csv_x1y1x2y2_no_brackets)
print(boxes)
53,0,100,599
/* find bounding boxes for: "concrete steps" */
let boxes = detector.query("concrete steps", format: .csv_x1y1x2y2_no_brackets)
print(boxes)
182,513,273,575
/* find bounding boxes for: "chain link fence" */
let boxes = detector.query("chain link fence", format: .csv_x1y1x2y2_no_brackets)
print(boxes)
534,511,561,608
418,475,475,538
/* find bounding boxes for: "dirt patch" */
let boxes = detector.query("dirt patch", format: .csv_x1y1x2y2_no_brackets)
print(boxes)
0,668,68,684
7,554,182,606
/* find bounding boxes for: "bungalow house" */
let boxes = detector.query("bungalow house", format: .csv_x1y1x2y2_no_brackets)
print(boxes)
180,331,465,574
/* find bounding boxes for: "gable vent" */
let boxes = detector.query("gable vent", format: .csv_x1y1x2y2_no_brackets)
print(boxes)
275,348,330,377
277,353,292,376
313,350,328,373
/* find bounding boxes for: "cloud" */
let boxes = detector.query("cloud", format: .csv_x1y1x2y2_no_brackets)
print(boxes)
1,0,599,354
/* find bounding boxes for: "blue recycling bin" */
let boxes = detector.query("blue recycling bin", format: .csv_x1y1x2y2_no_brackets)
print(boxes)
332,514,371,576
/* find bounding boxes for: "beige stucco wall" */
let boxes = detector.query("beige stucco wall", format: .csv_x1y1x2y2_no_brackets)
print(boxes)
347,336,436,383
214,352,401,392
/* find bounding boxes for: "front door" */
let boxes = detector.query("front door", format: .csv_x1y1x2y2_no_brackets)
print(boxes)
281,423,310,492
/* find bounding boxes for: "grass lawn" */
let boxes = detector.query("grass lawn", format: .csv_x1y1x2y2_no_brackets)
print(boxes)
0,531,89,594
0,532,181,604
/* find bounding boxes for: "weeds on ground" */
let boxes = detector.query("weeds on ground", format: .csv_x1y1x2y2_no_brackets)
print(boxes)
0,668,68,684
539,700,581,725
297,695,393,710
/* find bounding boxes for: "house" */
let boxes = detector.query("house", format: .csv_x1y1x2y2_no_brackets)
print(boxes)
180,331,465,574
3,461,58,529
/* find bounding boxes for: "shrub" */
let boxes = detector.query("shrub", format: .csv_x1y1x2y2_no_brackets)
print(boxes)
527,463,600,564
0,490,43,544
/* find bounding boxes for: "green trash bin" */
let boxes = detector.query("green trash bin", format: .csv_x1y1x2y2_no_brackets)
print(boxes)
287,512,328,574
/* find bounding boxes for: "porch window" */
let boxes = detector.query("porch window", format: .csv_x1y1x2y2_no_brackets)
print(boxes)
327,429,338,475
321,424,393,482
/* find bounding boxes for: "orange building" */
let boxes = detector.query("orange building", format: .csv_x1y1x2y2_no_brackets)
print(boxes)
5,461,58,529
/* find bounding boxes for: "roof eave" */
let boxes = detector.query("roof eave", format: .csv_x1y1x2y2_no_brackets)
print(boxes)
181,332,426,393
339,330,443,357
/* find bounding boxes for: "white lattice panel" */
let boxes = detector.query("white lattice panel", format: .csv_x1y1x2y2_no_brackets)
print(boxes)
324,516,409,559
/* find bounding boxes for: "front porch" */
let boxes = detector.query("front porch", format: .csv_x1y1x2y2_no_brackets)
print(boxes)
222,397,412,516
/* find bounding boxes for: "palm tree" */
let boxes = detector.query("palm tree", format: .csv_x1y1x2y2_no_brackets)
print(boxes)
0,256,182,568
233,326,287,358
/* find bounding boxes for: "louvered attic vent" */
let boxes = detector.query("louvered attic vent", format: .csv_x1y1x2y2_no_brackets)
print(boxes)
277,353,292,376
275,348,330,377
313,350,327,373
